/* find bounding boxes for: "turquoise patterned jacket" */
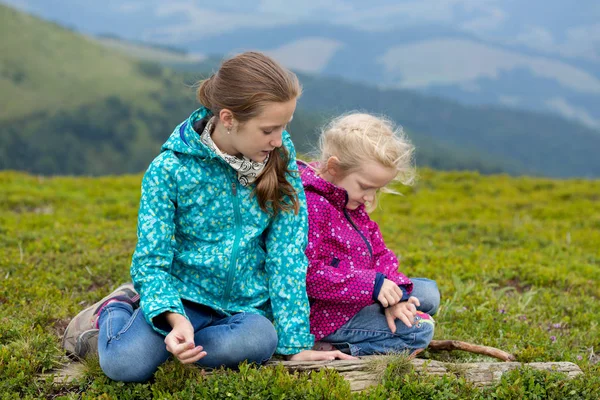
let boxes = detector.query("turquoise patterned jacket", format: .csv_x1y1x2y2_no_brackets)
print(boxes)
130,107,314,354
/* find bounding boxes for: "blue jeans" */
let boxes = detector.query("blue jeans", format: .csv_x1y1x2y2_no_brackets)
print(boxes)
321,278,439,356
97,300,278,382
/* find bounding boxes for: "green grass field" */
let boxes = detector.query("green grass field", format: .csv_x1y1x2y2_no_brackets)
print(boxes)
1,169,599,399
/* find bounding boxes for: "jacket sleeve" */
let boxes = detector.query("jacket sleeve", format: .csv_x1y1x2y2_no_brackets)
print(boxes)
263,132,314,355
368,219,413,294
130,153,187,335
305,193,378,307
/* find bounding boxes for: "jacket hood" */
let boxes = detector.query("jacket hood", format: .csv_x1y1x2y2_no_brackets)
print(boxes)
161,106,219,159
298,160,355,211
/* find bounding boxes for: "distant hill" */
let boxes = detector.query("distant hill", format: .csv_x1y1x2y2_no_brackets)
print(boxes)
0,5,173,122
6,0,598,129
0,4,512,176
0,4,196,174
146,53,600,178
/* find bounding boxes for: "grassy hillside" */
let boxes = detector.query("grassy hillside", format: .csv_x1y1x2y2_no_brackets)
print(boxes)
1,170,599,398
0,5,174,121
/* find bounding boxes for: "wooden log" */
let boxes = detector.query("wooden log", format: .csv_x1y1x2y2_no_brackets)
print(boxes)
428,340,517,361
49,358,583,393
267,357,581,391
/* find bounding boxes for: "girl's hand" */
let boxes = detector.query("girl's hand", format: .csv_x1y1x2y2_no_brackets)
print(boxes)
384,296,420,333
377,279,405,307
287,349,357,361
164,313,207,364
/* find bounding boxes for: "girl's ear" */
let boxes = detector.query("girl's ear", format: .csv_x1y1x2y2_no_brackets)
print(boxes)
326,156,342,177
218,109,235,130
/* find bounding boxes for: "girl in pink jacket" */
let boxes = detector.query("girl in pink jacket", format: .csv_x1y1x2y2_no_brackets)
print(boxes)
299,113,439,356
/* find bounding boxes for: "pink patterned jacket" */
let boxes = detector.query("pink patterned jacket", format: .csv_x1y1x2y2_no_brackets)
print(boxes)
299,161,413,340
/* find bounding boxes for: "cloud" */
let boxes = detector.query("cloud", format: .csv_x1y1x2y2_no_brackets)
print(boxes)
378,38,600,94
145,1,299,42
545,97,600,129
331,0,505,31
257,0,354,18
515,24,600,63
114,2,145,13
498,95,521,107
264,37,344,73
460,6,506,33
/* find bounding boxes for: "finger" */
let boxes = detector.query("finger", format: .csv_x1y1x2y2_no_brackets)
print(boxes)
385,293,396,307
407,303,417,315
398,312,413,328
386,312,397,333
178,345,205,362
387,291,399,306
332,351,357,360
408,296,421,307
379,295,389,307
393,285,404,297
164,334,183,353
169,340,195,357
179,348,207,364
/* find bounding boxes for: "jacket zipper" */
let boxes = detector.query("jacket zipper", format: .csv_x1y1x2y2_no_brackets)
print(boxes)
342,193,373,257
222,179,242,307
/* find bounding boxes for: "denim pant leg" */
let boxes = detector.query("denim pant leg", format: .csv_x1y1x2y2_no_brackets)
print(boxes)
188,306,278,369
321,304,435,356
410,278,441,316
98,302,171,382
98,301,278,380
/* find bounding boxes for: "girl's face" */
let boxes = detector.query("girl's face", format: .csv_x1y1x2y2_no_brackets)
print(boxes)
330,160,397,210
230,99,296,163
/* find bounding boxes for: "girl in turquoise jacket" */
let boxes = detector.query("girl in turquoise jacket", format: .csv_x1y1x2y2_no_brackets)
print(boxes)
62,52,350,382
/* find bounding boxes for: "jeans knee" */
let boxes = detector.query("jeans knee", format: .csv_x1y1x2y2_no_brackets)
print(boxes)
199,314,278,369
100,352,157,383
237,315,277,364
99,339,164,382
419,281,441,316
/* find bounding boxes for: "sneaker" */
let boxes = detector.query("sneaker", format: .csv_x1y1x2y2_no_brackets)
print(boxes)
75,329,99,359
62,283,139,359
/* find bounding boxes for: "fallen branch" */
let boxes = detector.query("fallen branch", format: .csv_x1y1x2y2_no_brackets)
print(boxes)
428,340,516,361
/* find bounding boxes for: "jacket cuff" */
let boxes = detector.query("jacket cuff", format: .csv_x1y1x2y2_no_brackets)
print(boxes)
372,272,386,301
275,333,315,355
143,302,186,336
399,285,410,302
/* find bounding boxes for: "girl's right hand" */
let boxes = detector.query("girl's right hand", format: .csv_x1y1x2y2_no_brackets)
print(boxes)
377,279,405,307
164,313,207,364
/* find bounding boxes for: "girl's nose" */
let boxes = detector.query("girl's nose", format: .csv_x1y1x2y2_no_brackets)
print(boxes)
270,133,283,148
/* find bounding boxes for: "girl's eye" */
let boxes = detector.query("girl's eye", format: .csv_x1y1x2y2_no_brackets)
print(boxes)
263,130,273,135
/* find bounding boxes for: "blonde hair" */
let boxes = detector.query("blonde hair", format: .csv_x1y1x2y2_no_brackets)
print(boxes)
196,51,302,216
317,113,417,210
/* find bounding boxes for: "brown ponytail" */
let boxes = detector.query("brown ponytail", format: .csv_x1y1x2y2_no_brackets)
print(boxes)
194,52,302,216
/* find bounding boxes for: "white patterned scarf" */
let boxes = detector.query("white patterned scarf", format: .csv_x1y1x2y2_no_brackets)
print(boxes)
199,117,269,187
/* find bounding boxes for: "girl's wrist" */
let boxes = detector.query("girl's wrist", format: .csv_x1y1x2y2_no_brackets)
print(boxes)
165,312,187,328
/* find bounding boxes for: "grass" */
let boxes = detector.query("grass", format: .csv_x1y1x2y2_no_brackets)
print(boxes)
1,168,599,399
0,4,178,122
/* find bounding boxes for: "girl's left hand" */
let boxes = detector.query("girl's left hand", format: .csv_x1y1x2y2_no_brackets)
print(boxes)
287,349,357,361
384,296,420,333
